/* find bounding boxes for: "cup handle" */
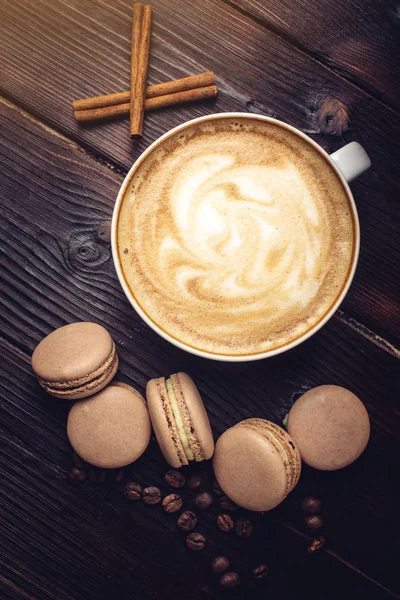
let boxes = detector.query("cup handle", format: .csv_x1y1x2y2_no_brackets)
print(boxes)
330,141,371,183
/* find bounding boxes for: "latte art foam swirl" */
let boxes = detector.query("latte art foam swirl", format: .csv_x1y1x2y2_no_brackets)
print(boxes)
168,155,325,309
117,119,355,355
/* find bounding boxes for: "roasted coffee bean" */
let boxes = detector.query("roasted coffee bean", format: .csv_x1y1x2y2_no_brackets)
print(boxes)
87,467,106,484
124,481,142,501
194,491,213,510
219,572,240,589
253,564,269,580
186,533,206,551
165,469,185,488
177,511,198,532
67,467,87,485
235,518,252,537
301,496,322,514
115,469,125,483
220,496,239,511
162,493,183,513
211,556,230,574
72,452,85,470
98,470,107,484
142,486,161,505
217,513,234,532
307,536,326,553
186,472,204,491
304,515,323,531
212,480,224,496
87,467,97,483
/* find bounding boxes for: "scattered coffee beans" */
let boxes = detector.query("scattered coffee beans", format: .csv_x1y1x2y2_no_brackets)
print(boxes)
212,480,224,496
67,467,87,485
307,536,326,553
220,496,239,511
217,513,234,532
186,533,206,551
194,491,213,510
186,472,204,491
235,518,252,538
165,469,185,488
88,467,106,484
87,467,97,483
124,481,142,501
115,469,125,483
253,564,269,580
219,572,240,589
177,511,198,532
142,486,161,505
301,496,322,514
304,515,323,531
162,494,183,513
211,556,230,574
72,452,85,470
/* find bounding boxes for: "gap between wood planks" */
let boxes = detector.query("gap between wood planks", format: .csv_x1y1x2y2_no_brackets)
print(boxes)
0,574,46,600
219,0,400,116
279,521,398,598
1,93,399,362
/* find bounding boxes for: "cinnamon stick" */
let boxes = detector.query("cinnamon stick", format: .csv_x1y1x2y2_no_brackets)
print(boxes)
74,85,218,123
130,4,152,137
72,72,215,112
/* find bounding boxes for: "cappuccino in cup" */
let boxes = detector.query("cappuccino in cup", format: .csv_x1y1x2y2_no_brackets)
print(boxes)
114,115,357,359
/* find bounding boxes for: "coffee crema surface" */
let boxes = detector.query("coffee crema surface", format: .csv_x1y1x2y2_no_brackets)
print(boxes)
117,117,355,356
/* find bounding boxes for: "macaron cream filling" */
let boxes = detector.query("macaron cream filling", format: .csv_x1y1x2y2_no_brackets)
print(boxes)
165,378,194,461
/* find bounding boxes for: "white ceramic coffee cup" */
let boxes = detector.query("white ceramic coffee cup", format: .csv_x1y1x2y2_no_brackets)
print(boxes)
112,113,371,361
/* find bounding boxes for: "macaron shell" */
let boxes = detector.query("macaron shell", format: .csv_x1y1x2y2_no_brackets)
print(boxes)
112,381,147,403
237,419,301,492
40,347,118,399
173,373,214,461
146,377,188,468
67,384,151,468
32,322,114,383
213,425,288,511
287,385,370,470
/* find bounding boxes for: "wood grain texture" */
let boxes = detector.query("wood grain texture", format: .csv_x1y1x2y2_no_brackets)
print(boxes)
222,0,400,110
0,99,399,599
0,0,399,346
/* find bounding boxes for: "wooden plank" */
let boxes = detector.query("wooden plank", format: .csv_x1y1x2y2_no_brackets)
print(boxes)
0,0,399,347
221,0,400,111
0,0,399,168
0,100,399,599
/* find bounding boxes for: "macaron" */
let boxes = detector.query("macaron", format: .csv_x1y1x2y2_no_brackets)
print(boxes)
213,419,301,512
32,322,118,399
67,382,151,468
286,385,370,470
146,372,214,468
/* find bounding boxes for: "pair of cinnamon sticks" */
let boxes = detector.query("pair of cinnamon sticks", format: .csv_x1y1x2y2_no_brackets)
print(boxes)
72,4,218,135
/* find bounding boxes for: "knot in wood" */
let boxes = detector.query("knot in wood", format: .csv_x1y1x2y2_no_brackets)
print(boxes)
68,230,110,270
314,95,350,135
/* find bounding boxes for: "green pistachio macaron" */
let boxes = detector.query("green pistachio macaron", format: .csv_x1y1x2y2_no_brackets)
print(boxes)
287,385,370,470
146,372,214,468
213,418,301,512
67,382,151,468
31,322,118,399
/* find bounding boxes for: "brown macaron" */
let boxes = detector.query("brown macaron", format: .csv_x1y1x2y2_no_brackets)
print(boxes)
146,373,214,468
31,322,118,399
287,385,370,470
67,382,151,468
213,418,301,512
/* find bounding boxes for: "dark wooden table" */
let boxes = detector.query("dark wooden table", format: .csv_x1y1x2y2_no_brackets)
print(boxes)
1,1,399,599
